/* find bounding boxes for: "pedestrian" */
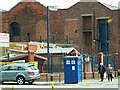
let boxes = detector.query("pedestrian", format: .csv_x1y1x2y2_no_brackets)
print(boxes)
98,63,106,82
106,64,113,82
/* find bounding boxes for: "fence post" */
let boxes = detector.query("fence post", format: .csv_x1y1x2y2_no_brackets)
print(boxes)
114,54,116,77
92,55,94,79
83,55,86,79
46,73,48,82
59,73,61,82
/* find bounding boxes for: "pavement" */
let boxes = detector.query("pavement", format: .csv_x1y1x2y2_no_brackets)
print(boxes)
0,76,119,90
35,77,119,88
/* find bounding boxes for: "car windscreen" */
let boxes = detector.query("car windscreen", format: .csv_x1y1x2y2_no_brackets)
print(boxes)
27,65,37,70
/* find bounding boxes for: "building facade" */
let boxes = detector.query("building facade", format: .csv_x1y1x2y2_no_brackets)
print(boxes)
1,0,119,56
2,1,47,42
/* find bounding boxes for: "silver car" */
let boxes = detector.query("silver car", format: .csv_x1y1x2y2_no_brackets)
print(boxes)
0,63,40,85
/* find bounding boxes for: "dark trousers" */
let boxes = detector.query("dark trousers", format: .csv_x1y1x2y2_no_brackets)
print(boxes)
100,73,104,81
108,74,112,82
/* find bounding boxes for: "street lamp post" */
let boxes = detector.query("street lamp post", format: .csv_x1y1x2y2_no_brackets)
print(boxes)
46,6,50,74
46,6,58,81
92,10,95,79
46,6,57,80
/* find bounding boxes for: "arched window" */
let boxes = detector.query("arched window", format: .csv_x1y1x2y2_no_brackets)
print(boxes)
10,22,21,42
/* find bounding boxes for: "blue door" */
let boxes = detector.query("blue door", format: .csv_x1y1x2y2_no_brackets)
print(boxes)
71,58,77,83
99,19,109,53
64,59,71,83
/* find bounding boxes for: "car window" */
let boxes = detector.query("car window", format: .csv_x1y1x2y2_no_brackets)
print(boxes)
7,66,18,70
27,65,37,70
0,64,3,70
2,65,9,71
17,66,25,70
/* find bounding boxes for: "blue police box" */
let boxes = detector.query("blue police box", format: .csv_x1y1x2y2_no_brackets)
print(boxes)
64,55,82,84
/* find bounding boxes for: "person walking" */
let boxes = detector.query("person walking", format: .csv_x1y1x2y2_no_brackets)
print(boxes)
98,63,106,82
106,64,113,82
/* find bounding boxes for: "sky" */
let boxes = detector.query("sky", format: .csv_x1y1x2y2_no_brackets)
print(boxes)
0,0,119,11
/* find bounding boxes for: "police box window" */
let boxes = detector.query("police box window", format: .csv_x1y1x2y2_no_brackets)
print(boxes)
66,60,70,65
71,59,75,64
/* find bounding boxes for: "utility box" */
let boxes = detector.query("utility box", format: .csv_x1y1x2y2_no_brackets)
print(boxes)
64,56,82,84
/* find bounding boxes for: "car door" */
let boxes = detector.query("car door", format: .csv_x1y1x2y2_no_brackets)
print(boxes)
1,65,9,81
7,65,18,81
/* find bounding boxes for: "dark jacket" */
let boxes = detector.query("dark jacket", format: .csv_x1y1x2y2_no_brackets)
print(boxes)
106,66,113,74
98,65,106,74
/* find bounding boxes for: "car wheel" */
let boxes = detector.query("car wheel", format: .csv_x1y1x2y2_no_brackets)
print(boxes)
16,76,25,85
28,81,34,84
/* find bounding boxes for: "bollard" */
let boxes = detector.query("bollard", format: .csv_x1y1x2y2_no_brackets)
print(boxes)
46,74,48,82
52,83,54,90
59,74,61,82
12,85,14,90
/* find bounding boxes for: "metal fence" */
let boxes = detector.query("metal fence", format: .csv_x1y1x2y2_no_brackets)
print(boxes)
83,54,116,72
42,54,116,73
40,54,117,81
42,55,64,73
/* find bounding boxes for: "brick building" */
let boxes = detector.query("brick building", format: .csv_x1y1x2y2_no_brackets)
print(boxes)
1,0,119,56
2,1,47,42
118,6,120,68
57,1,119,55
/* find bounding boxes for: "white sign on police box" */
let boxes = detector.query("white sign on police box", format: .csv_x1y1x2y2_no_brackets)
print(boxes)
0,33,9,47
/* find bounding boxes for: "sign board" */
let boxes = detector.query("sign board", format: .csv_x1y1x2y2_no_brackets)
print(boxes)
26,62,38,68
0,33,9,47
12,60,25,63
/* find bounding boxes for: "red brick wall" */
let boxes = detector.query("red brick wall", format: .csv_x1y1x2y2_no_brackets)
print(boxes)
118,10,120,69
2,13,9,33
64,19,80,45
1,1,119,55
28,51,34,62
56,2,119,54
2,2,47,42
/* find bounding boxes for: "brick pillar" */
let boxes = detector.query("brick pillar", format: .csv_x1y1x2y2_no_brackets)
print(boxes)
115,53,118,71
98,52,103,65
28,50,34,62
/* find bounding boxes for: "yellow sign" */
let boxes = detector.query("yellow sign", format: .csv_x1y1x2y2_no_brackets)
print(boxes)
0,62,14,64
0,61,38,69
26,62,38,68
107,19,113,23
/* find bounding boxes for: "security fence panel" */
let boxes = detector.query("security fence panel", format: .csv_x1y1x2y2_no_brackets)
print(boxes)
103,54,115,70
92,55,99,72
43,55,64,73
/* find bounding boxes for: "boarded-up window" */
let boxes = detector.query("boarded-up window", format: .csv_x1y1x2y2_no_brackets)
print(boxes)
83,16,92,30
10,22,21,42
83,32,92,46
10,22,20,36
82,16,92,46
